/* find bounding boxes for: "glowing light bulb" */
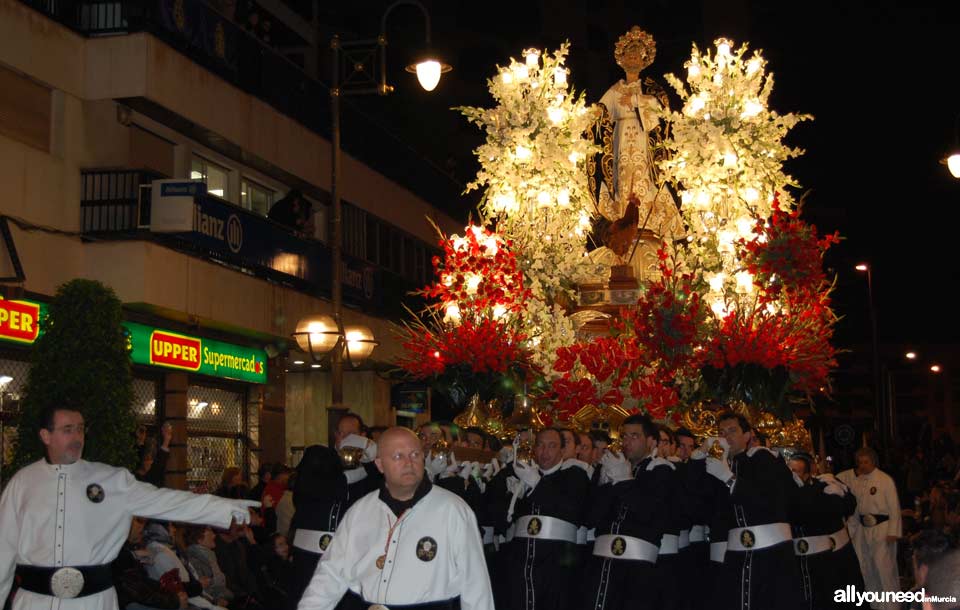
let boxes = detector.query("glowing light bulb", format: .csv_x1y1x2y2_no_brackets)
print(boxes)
687,95,705,115
687,63,701,78
742,187,760,203
525,50,540,68
568,151,581,165
708,272,726,292
547,106,565,124
556,189,570,207
464,273,482,295
515,145,532,162
710,299,728,319
716,39,732,57
501,70,514,85
415,60,442,92
553,67,567,86
513,64,529,81
723,151,739,167
537,191,552,207
451,236,467,251
741,99,763,119
746,57,762,75
735,271,754,293
443,303,461,324
492,304,507,319
482,236,499,257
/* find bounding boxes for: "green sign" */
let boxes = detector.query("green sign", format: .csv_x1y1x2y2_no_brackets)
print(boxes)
124,322,268,384
0,296,267,384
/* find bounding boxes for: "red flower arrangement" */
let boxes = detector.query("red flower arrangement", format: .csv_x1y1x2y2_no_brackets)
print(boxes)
395,225,535,406
700,207,839,416
741,203,840,301
549,245,709,422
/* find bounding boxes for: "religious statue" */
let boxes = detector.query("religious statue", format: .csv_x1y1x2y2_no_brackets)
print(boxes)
587,26,682,282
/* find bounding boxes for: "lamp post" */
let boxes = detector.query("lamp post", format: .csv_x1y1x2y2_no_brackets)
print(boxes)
855,263,885,455
324,0,450,407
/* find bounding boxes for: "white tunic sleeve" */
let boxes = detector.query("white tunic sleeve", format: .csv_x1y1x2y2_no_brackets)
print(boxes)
0,474,22,604
452,501,494,610
297,507,354,610
118,469,245,528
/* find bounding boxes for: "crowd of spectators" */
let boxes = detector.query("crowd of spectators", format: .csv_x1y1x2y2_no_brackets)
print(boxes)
114,424,296,610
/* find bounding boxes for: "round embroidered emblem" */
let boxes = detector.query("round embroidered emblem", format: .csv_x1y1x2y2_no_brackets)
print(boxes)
319,534,332,551
740,529,755,549
86,483,105,503
416,536,437,562
611,536,626,556
869,486,877,495
527,517,542,536
796,539,809,554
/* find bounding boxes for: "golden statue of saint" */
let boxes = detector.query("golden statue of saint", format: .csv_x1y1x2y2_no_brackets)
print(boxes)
588,27,682,282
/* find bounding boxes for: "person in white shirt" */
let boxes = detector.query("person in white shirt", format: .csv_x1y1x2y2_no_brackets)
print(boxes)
0,403,259,610
297,427,494,610
837,447,902,610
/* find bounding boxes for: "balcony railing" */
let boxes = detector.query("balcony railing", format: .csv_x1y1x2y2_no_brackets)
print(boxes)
80,170,427,318
26,0,464,222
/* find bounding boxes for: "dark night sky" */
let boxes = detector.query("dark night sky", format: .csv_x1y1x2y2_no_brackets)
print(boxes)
319,0,960,352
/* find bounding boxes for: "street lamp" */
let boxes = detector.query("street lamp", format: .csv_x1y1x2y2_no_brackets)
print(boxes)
855,262,885,454
325,0,450,408
292,314,379,369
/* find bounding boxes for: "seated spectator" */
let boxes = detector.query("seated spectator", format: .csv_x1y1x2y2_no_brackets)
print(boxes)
185,525,233,608
256,534,292,605
261,464,291,510
248,463,272,501
113,517,184,610
274,473,295,539
215,467,244,497
214,520,264,608
141,522,216,608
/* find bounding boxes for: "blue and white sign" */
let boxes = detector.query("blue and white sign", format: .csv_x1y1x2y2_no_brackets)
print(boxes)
150,180,207,232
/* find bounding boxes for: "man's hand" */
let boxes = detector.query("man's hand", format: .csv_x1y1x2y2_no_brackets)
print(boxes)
705,456,734,485
600,451,632,484
513,460,541,489
425,453,447,480
160,422,173,450
362,439,378,463
177,591,189,609
229,499,260,524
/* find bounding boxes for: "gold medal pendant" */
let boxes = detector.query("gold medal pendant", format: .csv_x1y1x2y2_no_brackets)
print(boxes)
376,555,386,570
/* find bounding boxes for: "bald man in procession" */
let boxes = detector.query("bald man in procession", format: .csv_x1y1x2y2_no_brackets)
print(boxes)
297,427,494,610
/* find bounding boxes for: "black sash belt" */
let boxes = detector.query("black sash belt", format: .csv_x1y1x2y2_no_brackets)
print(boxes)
346,591,461,610
15,564,113,598
859,514,889,527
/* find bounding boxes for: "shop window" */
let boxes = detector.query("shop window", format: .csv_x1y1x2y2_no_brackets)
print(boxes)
185,384,248,492
241,179,274,216
190,156,230,199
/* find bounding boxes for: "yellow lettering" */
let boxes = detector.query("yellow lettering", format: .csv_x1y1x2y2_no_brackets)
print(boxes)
0,309,8,325
21,312,33,334
188,346,198,362
9,311,20,331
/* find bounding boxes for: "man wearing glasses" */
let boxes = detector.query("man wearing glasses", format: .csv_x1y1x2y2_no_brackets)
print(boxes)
298,427,494,610
0,403,260,610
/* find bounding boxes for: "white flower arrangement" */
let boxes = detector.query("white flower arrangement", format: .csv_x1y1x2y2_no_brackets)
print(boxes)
459,43,605,377
658,38,812,312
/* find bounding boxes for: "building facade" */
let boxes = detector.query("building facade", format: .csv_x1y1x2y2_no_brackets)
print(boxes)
0,0,459,488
